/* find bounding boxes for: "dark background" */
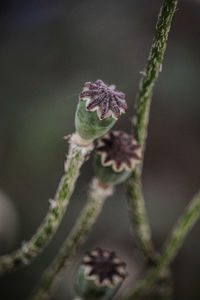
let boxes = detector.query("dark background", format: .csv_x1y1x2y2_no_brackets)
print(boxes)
0,0,200,299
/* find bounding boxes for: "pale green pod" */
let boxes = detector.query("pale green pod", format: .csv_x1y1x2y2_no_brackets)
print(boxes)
94,154,131,186
74,248,127,300
94,131,141,186
75,80,127,142
75,101,116,142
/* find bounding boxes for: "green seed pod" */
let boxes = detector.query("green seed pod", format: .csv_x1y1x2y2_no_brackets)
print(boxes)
75,80,127,142
74,248,127,300
94,131,141,186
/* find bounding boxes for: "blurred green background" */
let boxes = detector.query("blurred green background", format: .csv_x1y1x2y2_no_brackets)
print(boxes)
0,0,200,299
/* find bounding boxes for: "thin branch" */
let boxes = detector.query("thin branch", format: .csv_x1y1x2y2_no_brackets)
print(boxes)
0,134,93,276
127,171,156,262
125,190,200,299
31,178,113,300
127,0,179,261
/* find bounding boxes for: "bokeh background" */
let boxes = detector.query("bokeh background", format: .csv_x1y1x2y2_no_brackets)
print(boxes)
0,0,200,299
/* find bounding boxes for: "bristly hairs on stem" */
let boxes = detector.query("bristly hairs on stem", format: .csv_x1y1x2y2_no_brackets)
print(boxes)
127,0,179,263
0,79,126,276
32,130,140,299
31,178,114,300
125,1,200,299
0,134,94,276
125,190,200,300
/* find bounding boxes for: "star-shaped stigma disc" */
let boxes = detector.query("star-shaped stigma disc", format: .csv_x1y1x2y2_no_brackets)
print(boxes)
79,80,127,120
96,131,141,172
82,248,127,287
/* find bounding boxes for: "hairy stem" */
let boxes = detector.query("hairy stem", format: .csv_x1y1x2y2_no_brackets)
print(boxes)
31,178,113,300
150,269,173,300
127,0,178,261
127,171,156,262
0,134,93,276
125,191,200,299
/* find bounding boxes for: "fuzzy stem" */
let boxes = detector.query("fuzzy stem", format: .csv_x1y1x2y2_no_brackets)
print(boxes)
150,269,173,300
125,191,200,299
0,134,93,276
127,171,156,262
31,178,113,300
127,0,178,261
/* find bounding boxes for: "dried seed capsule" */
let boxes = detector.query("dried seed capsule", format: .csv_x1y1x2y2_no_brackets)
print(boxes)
74,248,127,300
94,131,141,185
75,80,127,142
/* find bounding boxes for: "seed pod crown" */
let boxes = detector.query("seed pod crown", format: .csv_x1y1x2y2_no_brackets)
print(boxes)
82,248,127,287
75,80,127,142
96,130,141,173
80,80,127,120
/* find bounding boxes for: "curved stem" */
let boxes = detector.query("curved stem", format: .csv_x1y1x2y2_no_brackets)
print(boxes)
0,134,93,276
31,178,113,300
127,0,179,261
125,190,200,299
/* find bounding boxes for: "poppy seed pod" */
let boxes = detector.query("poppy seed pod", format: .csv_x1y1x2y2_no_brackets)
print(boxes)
74,248,127,300
75,80,127,142
94,131,141,185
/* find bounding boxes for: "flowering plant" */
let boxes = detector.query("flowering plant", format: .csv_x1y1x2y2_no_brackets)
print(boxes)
1,1,200,299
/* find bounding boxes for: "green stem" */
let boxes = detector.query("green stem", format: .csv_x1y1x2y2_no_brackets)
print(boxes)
150,269,173,300
125,191,200,299
127,171,156,262
31,178,113,300
127,0,178,261
0,134,93,276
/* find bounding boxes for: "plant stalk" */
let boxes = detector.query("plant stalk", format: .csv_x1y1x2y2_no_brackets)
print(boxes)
31,178,113,300
125,190,200,299
0,134,93,276
127,0,179,261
